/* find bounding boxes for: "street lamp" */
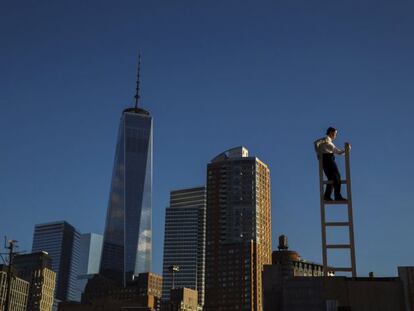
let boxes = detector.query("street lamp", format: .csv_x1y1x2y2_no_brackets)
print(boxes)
169,265,180,289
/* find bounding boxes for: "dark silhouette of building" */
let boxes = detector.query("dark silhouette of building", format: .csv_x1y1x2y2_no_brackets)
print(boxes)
13,251,56,311
263,236,332,311
398,266,414,311
262,237,409,311
74,272,161,311
204,147,272,311
277,276,404,311
134,272,163,299
161,288,199,311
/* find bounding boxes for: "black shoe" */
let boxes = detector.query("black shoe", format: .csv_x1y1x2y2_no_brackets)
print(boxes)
324,196,333,201
335,196,347,201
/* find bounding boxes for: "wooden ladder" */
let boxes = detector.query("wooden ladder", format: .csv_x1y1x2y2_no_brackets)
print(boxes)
318,143,357,277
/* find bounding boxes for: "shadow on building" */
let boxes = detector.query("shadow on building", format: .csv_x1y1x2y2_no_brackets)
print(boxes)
263,235,412,311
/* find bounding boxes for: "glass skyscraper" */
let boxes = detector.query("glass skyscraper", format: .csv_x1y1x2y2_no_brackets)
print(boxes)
100,107,153,285
162,186,206,307
32,221,81,302
78,233,103,293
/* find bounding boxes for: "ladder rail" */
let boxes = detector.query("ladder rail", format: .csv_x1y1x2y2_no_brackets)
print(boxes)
345,143,357,277
318,143,357,278
318,154,328,276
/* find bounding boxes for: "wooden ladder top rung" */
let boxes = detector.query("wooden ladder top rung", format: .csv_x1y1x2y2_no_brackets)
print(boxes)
331,267,353,272
323,180,347,185
326,244,351,249
323,200,349,205
325,222,350,226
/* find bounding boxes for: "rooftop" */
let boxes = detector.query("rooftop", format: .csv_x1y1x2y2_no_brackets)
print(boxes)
123,107,150,116
211,146,249,162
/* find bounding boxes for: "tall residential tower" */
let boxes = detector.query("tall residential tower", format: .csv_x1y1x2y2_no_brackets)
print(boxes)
100,57,153,285
204,147,272,311
162,186,206,306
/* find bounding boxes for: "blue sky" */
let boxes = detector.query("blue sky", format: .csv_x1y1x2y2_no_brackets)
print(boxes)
1,0,414,276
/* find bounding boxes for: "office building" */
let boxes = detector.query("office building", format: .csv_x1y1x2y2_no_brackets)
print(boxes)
78,233,103,293
100,104,153,285
32,221,81,302
13,251,56,311
204,147,272,311
0,264,30,311
162,187,206,306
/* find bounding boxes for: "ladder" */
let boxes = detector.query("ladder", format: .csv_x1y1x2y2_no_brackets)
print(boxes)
318,143,357,277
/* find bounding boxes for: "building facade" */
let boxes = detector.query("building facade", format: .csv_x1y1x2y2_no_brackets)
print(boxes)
280,276,405,311
398,266,414,311
13,251,56,311
131,272,163,299
0,265,30,311
162,187,206,306
78,233,103,293
80,272,161,311
32,221,81,302
100,107,153,285
162,288,200,311
262,236,332,311
204,147,272,311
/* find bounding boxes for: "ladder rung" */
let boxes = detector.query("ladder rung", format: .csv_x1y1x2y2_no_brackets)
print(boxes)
326,244,351,249
323,200,349,205
323,180,347,185
325,222,350,226
331,267,353,272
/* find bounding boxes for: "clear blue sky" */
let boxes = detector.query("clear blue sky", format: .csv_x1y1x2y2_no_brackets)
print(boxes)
1,0,414,276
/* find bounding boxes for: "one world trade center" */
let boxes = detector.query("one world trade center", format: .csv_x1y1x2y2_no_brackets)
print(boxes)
100,57,152,285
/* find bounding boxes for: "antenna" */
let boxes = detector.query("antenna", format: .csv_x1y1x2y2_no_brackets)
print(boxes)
134,52,141,109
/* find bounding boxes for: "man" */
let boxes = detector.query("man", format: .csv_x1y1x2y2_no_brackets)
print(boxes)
314,127,350,201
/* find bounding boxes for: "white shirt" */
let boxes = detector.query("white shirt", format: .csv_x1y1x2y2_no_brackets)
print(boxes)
314,136,345,155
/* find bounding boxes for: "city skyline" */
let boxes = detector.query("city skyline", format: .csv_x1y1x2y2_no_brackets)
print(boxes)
2,1,414,279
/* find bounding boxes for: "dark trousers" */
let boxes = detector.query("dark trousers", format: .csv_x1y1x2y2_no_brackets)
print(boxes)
322,153,342,199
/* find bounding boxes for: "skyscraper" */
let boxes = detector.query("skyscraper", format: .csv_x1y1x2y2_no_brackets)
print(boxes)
32,221,81,302
204,147,272,311
162,187,206,306
100,58,153,285
78,233,103,293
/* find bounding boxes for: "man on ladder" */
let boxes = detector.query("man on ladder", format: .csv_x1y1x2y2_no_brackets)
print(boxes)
314,127,351,201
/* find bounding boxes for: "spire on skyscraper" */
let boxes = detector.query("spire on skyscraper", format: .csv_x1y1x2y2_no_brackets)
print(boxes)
134,53,141,109
101,57,153,284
